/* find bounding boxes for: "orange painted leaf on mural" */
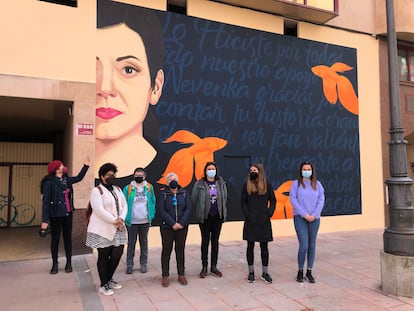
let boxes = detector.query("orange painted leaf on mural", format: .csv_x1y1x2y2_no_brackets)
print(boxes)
337,75,359,114
311,62,359,115
157,130,227,187
272,180,294,220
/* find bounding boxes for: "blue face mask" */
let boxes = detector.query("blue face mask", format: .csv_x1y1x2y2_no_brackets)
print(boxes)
206,170,216,178
302,170,312,178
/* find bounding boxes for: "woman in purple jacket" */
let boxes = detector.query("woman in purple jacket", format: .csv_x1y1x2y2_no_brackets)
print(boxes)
290,161,325,284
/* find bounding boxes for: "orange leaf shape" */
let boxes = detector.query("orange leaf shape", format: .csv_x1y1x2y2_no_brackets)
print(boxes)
158,130,228,187
162,129,201,144
330,62,353,73
337,76,358,115
311,65,340,104
322,78,338,104
157,148,194,186
273,180,294,220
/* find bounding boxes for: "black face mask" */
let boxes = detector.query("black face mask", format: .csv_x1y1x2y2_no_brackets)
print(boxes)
105,175,115,185
169,180,178,189
249,172,259,180
134,176,144,183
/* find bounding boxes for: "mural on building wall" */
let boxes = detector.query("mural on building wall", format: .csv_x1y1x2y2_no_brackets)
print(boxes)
96,0,360,221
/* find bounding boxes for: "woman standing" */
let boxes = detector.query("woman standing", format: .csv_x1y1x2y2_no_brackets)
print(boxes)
290,161,325,283
192,162,228,278
86,163,127,296
241,163,276,284
123,167,156,274
158,172,191,287
40,157,89,274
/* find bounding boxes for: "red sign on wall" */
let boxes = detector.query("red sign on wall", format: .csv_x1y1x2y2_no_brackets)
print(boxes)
77,123,93,135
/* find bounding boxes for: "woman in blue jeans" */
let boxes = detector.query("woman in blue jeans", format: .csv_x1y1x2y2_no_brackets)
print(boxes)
290,161,325,283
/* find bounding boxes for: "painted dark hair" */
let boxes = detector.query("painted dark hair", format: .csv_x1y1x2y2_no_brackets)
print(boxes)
97,0,164,88
298,161,317,190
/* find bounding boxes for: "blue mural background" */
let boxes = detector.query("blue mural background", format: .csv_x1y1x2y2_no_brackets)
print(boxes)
98,0,361,221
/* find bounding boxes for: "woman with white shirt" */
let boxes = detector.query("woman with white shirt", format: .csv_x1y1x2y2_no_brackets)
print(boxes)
86,163,127,296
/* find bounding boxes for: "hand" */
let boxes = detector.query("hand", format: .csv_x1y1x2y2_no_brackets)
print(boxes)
41,222,49,230
84,156,90,166
113,217,124,231
304,215,316,222
172,223,182,231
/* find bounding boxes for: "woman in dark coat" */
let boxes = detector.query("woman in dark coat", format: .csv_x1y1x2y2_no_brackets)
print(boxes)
40,157,90,274
241,163,276,284
158,172,192,287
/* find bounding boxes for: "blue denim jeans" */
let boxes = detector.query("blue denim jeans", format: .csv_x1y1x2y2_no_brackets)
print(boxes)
293,215,320,270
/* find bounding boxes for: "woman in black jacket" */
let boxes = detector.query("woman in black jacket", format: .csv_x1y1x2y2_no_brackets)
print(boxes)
158,172,191,287
40,157,90,274
241,163,276,284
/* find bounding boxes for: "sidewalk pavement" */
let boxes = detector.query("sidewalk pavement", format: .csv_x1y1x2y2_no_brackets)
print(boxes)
2,228,414,311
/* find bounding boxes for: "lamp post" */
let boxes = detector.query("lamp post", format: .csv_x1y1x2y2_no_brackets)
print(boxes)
381,0,414,298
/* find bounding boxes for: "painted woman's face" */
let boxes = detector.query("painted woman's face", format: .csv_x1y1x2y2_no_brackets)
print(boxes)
96,24,152,140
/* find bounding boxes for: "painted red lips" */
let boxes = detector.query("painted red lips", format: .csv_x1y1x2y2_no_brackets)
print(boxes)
96,107,122,120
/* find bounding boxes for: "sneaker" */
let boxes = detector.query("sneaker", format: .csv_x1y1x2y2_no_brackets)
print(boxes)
108,279,122,289
296,270,304,283
99,284,114,296
261,272,272,284
247,272,255,283
126,266,133,274
306,270,315,283
140,265,147,273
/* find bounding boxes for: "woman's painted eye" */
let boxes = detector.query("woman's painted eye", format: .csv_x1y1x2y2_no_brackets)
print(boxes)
123,66,138,75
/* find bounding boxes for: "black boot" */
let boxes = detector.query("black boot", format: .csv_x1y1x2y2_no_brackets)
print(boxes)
199,265,207,278
296,269,304,282
65,261,73,273
50,263,58,274
306,269,315,283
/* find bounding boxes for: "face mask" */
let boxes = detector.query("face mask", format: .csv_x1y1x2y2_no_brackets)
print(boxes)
134,176,144,183
206,170,216,178
302,170,312,178
169,180,178,189
106,175,115,185
62,166,68,174
249,172,258,180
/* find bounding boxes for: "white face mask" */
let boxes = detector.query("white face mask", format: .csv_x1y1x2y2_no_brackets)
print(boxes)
206,170,216,178
302,170,312,178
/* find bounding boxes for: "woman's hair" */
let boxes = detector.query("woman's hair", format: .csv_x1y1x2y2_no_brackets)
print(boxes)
246,163,267,195
298,161,317,190
165,172,178,183
98,162,118,181
203,161,219,181
97,0,164,88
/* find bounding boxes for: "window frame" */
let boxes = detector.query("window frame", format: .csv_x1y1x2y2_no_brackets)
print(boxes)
398,45,414,82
